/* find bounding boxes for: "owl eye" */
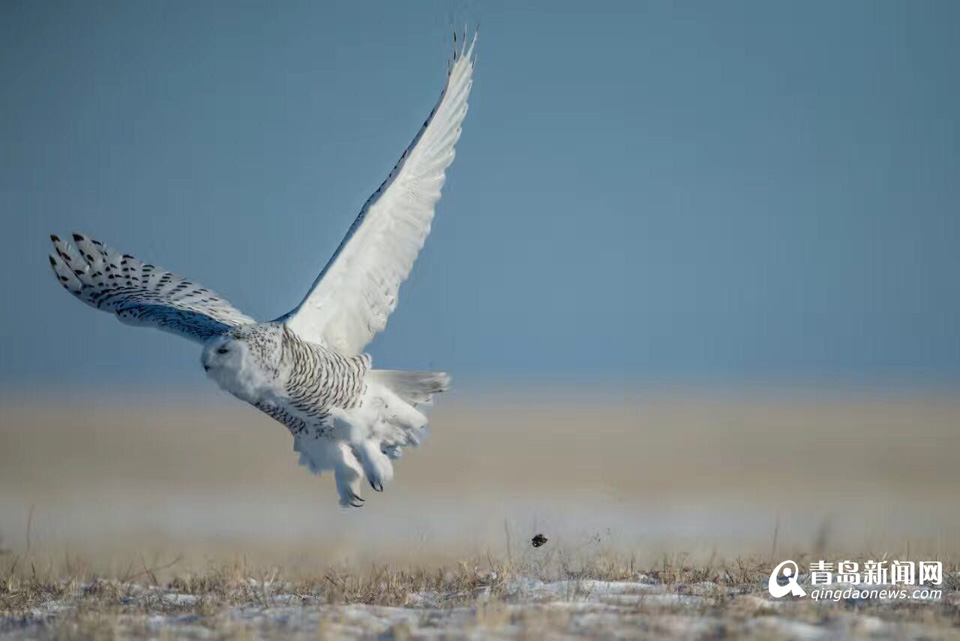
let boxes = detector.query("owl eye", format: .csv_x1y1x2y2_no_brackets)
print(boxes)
217,347,230,354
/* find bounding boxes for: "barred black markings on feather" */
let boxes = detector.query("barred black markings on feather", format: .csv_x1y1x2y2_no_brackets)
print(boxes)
48,233,253,341
280,325,369,424
254,400,307,436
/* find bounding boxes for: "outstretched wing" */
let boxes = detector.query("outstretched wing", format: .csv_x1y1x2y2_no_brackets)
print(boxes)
48,233,255,342
280,34,476,354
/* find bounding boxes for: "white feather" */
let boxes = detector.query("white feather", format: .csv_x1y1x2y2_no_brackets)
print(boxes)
281,34,477,355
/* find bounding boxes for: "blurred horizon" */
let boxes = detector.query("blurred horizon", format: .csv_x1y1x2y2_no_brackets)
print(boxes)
4,394,960,565
2,0,959,390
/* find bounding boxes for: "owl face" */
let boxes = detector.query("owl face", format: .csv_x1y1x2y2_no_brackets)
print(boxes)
201,325,284,402
201,335,250,400
201,334,245,376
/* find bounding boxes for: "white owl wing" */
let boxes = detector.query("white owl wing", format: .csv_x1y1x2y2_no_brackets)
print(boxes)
279,34,476,354
49,233,255,343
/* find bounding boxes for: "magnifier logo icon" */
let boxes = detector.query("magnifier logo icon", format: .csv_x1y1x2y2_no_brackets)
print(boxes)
768,560,807,598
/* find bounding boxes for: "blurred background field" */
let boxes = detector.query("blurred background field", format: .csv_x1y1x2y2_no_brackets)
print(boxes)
3,386,959,576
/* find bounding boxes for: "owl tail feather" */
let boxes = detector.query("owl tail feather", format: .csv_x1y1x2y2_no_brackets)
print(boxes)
366,370,451,405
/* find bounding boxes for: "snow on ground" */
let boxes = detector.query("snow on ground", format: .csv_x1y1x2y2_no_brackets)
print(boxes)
2,576,956,640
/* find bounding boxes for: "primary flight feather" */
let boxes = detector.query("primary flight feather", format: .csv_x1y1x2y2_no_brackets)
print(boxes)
48,34,476,507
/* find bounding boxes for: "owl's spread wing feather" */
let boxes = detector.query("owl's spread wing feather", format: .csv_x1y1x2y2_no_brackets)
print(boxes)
280,34,476,354
49,233,255,342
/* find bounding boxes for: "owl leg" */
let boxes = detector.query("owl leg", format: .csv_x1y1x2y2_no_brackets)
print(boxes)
334,442,365,508
354,439,394,492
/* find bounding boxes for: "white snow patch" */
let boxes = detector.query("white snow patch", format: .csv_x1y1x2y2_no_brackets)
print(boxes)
161,593,198,606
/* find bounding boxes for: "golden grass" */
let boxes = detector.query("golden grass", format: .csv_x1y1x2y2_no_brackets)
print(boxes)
2,547,958,640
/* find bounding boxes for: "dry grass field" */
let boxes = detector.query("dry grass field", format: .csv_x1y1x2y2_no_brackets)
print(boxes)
1,388,959,638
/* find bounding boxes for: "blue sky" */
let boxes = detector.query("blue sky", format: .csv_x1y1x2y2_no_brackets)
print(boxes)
2,0,958,389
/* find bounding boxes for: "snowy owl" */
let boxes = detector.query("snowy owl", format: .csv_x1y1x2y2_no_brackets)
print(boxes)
47,35,476,507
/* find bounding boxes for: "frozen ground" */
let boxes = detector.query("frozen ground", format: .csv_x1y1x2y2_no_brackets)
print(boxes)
3,569,958,640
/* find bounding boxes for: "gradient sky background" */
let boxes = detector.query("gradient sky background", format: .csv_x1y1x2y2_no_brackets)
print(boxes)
2,0,958,391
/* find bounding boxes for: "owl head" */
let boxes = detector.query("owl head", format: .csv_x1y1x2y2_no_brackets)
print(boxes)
201,324,283,401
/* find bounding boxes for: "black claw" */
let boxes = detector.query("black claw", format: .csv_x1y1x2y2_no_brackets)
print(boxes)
50,234,60,243
369,480,383,492
72,233,84,242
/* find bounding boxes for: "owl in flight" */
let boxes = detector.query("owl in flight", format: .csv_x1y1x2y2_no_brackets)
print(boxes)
48,35,476,507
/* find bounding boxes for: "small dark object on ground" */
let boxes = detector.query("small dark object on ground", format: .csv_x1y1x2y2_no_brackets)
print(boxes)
532,534,548,548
